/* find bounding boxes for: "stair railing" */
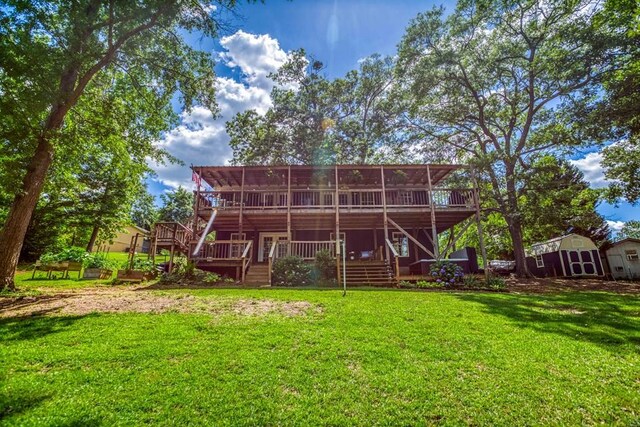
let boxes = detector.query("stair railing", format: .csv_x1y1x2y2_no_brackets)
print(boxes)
385,238,400,282
267,241,277,285
241,240,253,283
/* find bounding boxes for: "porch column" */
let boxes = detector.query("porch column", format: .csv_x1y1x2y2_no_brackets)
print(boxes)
287,166,292,240
426,165,439,259
381,166,390,261
239,166,245,236
335,165,341,287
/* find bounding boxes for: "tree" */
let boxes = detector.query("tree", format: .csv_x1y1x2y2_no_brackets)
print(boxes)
595,0,640,203
131,186,159,231
0,1,229,290
616,221,640,240
396,0,617,276
228,51,406,165
158,187,194,224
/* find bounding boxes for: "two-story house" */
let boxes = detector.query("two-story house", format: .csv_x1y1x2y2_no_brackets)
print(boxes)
152,164,484,285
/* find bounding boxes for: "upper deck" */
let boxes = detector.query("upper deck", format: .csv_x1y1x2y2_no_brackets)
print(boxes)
191,164,477,230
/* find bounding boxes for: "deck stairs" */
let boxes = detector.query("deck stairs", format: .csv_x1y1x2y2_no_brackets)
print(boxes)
344,260,395,286
244,264,271,285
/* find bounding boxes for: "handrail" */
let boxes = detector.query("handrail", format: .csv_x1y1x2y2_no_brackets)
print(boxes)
190,240,251,260
268,241,277,285
385,238,400,282
241,241,253,283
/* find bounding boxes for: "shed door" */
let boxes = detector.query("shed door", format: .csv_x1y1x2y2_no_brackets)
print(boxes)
565,250,597,276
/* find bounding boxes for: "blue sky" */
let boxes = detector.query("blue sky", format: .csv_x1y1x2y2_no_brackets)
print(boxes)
149,0,638,230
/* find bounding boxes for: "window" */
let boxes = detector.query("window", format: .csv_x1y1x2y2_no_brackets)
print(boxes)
625,249,639,261
330,232,346,242
400,191,413,205
535,254,544,268
392,232,410,257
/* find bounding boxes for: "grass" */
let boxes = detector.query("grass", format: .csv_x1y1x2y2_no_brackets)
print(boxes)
1,286,639,425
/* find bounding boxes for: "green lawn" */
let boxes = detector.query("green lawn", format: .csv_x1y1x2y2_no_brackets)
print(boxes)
1,287,639,425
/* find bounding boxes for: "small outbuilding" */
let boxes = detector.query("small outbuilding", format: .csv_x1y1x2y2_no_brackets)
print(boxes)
96,225,150,254
604,238,640,280
526,234,604,278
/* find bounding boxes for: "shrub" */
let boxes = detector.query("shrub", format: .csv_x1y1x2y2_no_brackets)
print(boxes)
272,256,312,287
39,246,89,264
429,261,464,286
397,280,417,289
121,258,156,273
314,249,336,281
416,279,441,289
463,275,482,288
485,276,506,290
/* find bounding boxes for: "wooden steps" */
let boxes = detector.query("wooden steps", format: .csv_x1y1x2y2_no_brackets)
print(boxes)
344,261,395,286
244,264,270,285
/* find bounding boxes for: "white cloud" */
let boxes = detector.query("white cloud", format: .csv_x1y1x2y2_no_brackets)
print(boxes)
607,220,625,232
152,31,290,189
570,151,609,188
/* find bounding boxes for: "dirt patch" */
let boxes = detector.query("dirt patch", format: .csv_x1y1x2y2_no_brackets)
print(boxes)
0,288,320,319
505,277,640,294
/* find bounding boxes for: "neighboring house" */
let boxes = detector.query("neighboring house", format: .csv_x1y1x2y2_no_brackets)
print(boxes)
604,239,640,280
96,225,150,254
525,234,604,278
152,164,484,285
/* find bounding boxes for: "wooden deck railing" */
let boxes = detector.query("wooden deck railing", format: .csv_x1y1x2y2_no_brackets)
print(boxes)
190,240,252,261
196,188,475,211
154,222,193,248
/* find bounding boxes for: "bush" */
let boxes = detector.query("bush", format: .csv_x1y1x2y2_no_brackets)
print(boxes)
39,246,89,264
416,279,442,289
398,280,417,289
272,256,312,287
84,253,118,270
429,261,464,286
121,258,156,273
314,250,336,281
485,276,506,290
463,275,482,288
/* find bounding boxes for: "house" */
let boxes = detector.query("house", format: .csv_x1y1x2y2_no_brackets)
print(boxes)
96,225,150,254
525,234,604,278
151,164,485,285
604,239,640,280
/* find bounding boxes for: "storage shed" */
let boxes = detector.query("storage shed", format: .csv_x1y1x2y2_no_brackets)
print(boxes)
604,238,640,280
526,234,604,278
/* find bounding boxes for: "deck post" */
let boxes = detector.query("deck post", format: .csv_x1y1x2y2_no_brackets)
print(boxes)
191,166,202,239
470,168,489,278
287,166,292,241
335,165,341,287
426,165,439,259
380,166,390,262
239,166,245,236
168,243,175,273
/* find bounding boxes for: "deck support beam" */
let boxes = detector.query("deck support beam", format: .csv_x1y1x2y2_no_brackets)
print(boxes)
470,168,489,278
239,167,245,236
287,166,292,241
426,165,440,259
387,217,436,259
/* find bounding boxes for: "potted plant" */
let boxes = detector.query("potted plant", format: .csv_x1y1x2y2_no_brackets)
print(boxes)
83,254,116,279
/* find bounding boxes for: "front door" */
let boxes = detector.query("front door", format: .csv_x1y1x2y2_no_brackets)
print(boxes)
258,233,288,262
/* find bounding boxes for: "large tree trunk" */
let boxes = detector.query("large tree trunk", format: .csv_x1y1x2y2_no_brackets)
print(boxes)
86,225,100,253
0,137,55,291
508,217,529,277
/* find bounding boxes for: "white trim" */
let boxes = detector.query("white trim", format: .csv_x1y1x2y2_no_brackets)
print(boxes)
257,232,288,262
